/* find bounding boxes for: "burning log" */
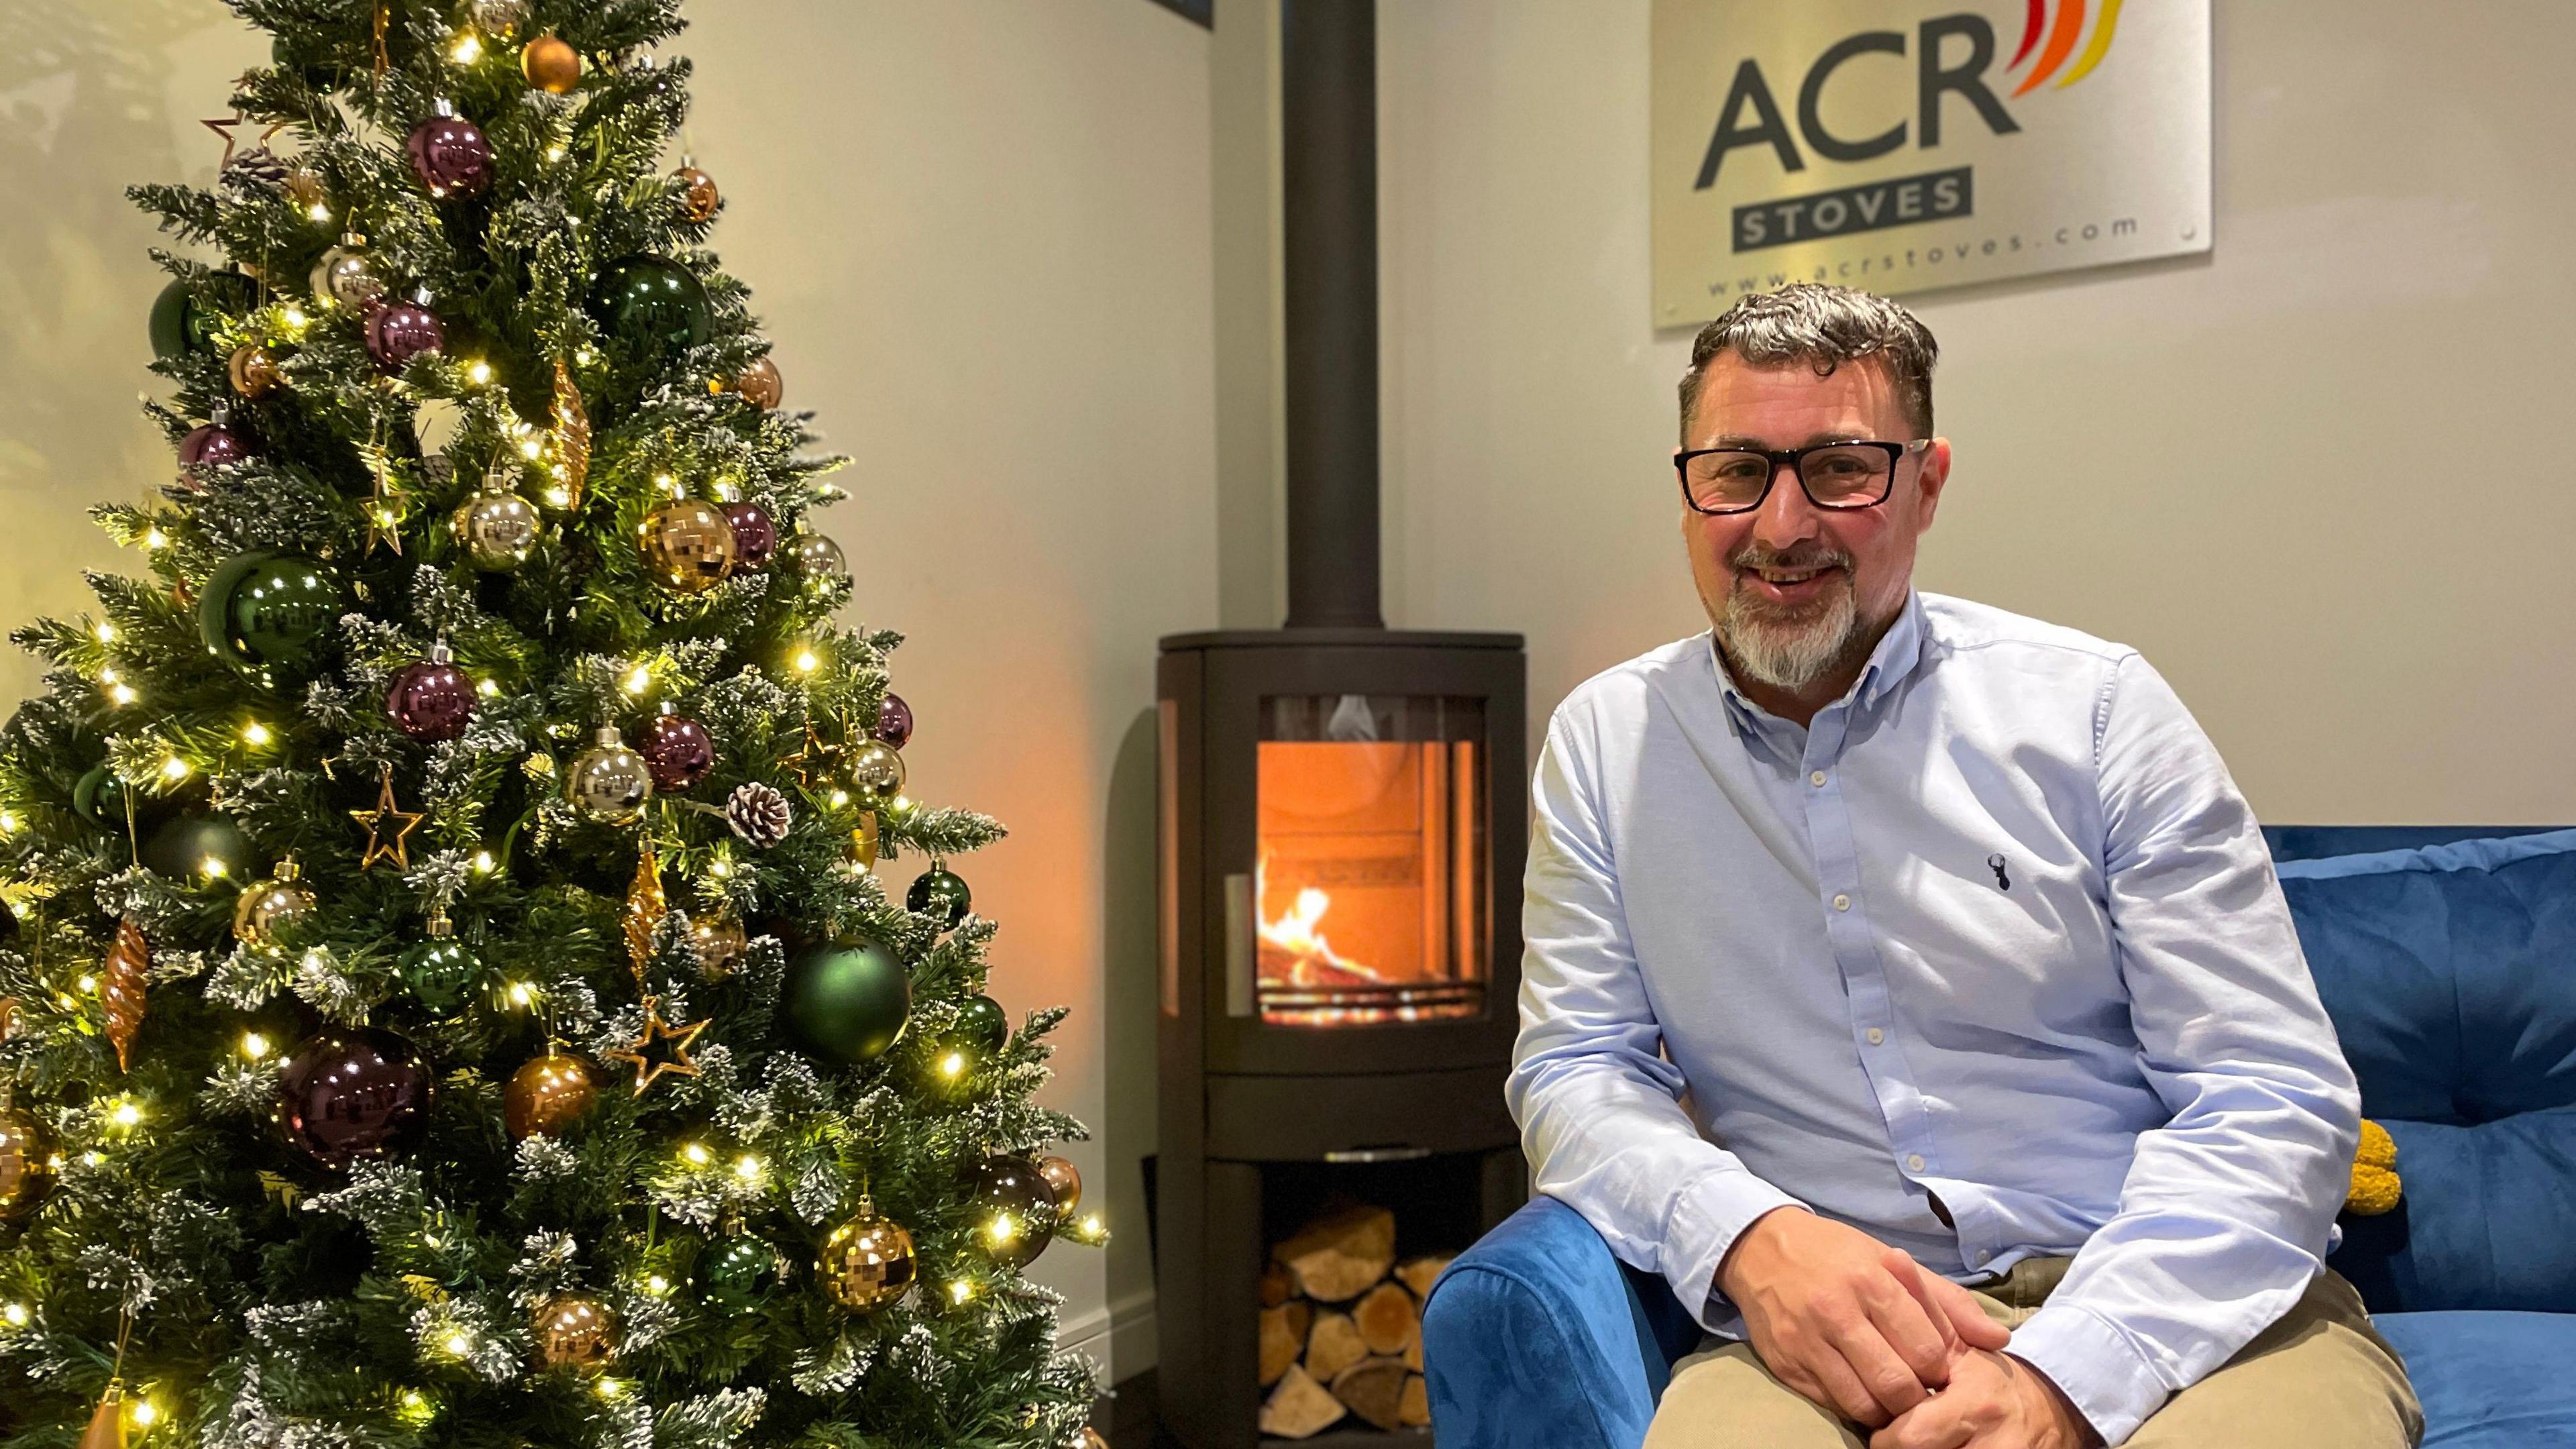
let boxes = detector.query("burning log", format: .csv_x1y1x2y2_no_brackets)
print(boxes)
1260,1363,1348,1440
1273,1203,1396,1303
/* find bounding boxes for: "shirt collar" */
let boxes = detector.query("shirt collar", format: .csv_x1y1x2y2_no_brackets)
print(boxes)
1709,590,1929,735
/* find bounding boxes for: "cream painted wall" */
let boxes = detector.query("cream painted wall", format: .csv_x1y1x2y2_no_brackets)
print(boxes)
1375,1,2576,825
0,0,1214,1383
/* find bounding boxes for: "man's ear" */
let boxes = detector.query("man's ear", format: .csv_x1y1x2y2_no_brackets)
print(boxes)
1913,437,1952,533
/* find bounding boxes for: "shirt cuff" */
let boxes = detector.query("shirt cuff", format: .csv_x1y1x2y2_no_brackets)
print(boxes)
1666,1165,1805,1335
2006,1301,2171,1447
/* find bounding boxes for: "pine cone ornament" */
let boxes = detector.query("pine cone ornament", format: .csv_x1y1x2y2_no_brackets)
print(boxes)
101,918,150,1072
220,145,294,197
726,783,792,848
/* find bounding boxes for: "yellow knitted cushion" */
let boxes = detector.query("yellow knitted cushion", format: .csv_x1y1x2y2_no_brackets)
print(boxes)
2346,1118,2402,1216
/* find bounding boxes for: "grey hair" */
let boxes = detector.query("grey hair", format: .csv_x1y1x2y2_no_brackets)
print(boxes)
1678,283,1938,438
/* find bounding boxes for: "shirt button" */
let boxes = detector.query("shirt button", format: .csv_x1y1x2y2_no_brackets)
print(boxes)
1907,1154,1927,1173
1832,894,1851,912
1866,1027,1885,1045
1809,769,1828,787
1971,1249,1990,1267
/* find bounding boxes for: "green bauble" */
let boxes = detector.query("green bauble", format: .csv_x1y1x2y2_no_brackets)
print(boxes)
698,1234,783,1313
149,271,260,362
140,813,256,881
198,551,341,687
953,994,1009,1054
906,866,971,929
402,936,482,1013
783,936,910,1065
74,763,128,826
584,255,711,370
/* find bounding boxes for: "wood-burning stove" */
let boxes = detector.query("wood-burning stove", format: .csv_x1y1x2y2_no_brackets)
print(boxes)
1152,5,1527,1444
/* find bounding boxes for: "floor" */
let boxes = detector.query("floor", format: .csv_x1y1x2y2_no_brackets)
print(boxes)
1093,1369,1178,1449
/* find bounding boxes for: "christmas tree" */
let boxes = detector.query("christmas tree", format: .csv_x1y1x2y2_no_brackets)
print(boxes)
0,3,1104,1448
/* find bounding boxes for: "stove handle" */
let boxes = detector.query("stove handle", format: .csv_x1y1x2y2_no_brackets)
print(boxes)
1325,1146,1434,1164
1224,871,1254,1017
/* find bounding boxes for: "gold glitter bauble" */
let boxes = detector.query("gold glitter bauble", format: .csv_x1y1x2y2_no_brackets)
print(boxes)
819,1205,916,1311
639,500,738,593
674,164,720,223
452,485,540,571
566,726,654,826
691,913,749,978
733,355,782,411
229,343,284,398
1035,1154,1083,1216
523,34,582,94
0,1106,57,1224
531,1292,618,1371
232,857,317,946
504,1052,596,1140
845,741,906,812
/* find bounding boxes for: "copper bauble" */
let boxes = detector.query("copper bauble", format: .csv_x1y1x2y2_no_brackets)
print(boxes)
566,726,653,825
639,500,737,592
531,1292,617,1370
232,857,316,946
229,343,284,398
1035,1154,1083,1216
452,484,539,570
0,1106,56,1223
845,741,906,812
691,912,749,978
733,355,782,411
674,164,720,223
505,1053,596,1139
523,34,582,93
819,1205,916,1311
77,1382,125,1449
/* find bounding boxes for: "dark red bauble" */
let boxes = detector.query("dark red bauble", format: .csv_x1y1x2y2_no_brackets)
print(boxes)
365,301,445,372
720,502,777,569
385,657,477,743
639,712,716,791
178,423,250,488
405,110,494,199
875,693,914,751
274,1026,433,1169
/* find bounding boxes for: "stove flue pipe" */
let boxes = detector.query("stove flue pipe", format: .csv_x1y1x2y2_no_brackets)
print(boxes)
1280,0,1384,631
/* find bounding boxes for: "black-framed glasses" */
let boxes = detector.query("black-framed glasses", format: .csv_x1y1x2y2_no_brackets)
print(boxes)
1675,439,1931,515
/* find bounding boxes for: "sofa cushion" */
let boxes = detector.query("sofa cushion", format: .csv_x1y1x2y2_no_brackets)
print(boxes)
2277,830,2576,1313
2372,1309,2576,1446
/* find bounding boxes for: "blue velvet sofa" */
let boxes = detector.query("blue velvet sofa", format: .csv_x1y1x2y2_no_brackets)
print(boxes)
1421,826,2576,1448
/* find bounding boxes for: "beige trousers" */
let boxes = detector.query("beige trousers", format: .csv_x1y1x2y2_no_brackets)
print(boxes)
1644,1257,2422,1448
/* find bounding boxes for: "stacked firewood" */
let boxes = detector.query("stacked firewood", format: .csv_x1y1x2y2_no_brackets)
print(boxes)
1256,1204,1452,1439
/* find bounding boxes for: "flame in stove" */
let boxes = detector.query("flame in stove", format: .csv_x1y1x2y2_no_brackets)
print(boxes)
1254,855,1385,986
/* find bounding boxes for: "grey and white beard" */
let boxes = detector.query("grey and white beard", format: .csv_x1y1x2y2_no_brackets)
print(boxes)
1713,562,1869,692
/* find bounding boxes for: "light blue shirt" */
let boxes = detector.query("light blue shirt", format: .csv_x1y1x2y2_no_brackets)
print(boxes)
1508,591,2361,1446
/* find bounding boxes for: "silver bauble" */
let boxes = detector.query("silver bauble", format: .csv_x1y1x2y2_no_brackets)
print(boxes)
567,727,653,825
788,531,849,586
470,0,530,38
309,239,388,309
453,486,540,571
845,741,906,811
233,857,317,946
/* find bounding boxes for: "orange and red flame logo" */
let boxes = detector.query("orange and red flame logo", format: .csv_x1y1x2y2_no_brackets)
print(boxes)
2010,0,2126,93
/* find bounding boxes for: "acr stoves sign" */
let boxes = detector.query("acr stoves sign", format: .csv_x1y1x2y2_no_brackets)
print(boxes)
1650,0,2210,323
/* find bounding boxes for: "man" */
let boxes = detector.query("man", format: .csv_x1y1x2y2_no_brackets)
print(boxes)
1507,284,2420,1449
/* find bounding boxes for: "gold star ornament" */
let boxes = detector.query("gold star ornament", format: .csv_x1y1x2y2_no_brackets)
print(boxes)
606,995,708,1097
350,762,427,869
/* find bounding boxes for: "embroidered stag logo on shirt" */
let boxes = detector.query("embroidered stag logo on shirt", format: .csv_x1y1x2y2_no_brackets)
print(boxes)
1988,853,2012,891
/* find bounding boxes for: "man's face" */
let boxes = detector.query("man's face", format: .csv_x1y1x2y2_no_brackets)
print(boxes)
1679,353,1949,694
